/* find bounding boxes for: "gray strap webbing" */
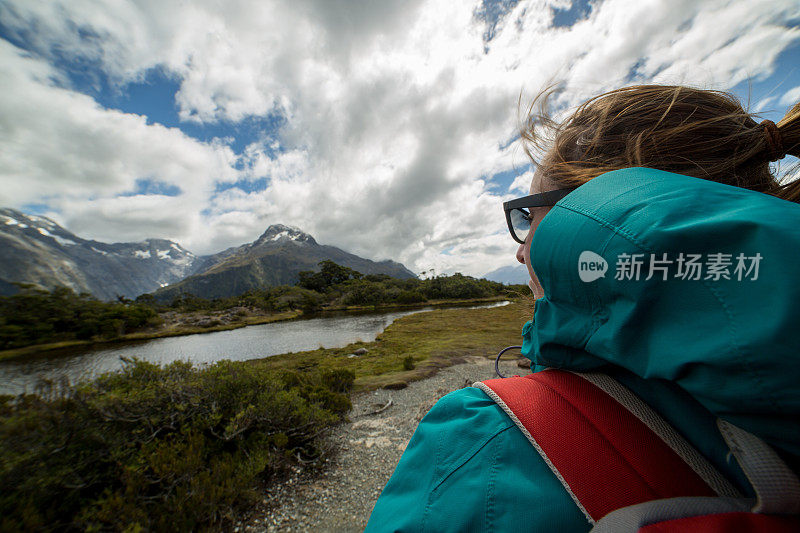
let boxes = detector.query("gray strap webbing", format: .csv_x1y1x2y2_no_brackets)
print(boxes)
718,419,800,514
590,421,800,532
590,496,755,533
578,372,740,498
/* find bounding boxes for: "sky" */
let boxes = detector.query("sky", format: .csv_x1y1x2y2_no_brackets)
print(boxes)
1,0,799,278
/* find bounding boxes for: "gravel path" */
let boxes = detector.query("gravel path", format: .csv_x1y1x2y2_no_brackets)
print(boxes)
237,355,527,532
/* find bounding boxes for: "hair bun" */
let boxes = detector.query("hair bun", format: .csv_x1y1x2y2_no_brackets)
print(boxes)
761,119,786,162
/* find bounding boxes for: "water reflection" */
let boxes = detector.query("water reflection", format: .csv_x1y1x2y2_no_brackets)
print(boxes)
0,301,508,395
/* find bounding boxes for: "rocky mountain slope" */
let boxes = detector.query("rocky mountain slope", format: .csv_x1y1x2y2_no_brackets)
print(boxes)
1,210,417,301
153,224,417,300
0,208,199,300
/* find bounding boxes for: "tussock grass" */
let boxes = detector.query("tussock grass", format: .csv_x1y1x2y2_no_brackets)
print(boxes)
250,301,531,392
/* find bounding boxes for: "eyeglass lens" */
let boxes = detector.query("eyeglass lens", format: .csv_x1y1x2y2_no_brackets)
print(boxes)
509,208,531,243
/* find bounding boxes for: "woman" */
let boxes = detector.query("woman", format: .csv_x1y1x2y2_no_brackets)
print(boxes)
365,85,800,532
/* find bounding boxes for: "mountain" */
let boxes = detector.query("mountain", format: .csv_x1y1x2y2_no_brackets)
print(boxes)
1,210,417,302
0,208,199,300
482,264,530,285
153,224,417,300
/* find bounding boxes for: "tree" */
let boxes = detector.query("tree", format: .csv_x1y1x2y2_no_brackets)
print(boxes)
298,260,363,292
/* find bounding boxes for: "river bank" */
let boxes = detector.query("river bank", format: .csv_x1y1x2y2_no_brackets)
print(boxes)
0,296,508,362
238,355,530,532
247,300,529,392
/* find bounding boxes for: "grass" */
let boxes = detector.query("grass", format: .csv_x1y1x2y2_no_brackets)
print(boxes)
249,300,533,392
322,295,507,312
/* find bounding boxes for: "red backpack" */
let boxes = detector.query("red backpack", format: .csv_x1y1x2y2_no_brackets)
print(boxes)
474,370,800,532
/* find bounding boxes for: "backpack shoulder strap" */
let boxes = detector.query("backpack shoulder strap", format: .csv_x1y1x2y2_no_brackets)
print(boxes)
591,422,800,532
473,369,737,524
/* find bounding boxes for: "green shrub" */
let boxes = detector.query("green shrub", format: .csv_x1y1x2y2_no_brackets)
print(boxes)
340,281,387,306
402,355,415,370
396,290,427,304
321,368,356,393
0,286,160,349
0,358,352,531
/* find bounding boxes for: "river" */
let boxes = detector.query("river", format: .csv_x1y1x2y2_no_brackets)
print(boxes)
0,301,509,395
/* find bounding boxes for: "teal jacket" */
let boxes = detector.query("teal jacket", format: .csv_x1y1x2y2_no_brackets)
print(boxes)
366,168,800,532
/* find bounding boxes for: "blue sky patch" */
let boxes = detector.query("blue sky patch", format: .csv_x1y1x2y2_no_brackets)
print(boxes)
0,21,286,156
552,0,592,28
20,203,53,216
487,165,532,193
475,0,521,44
214,177,269,195
121,179,182,197
729,40,800,121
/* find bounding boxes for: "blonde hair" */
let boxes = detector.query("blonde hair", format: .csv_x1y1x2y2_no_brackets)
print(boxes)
521,85,800,201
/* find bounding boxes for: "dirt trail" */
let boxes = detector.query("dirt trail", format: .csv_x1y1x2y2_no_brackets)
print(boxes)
237,355,526,532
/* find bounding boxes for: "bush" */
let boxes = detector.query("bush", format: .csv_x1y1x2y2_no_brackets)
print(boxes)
402,355,415,370
396,290,427,304
0,287,161,349
0,359,353,531
299,292,323,314
321,368,356,393
340,281,387,306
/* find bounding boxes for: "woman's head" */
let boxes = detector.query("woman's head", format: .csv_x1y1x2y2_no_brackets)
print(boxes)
514,84,800,297
523,85,800,194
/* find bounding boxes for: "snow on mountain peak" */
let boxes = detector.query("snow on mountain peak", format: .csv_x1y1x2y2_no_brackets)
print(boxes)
255,224,316,245
36,227,77,247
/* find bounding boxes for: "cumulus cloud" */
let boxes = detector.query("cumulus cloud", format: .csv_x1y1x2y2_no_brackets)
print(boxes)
780,85,800,107
510,170,536,193
0,39,239,246
1,0,799,273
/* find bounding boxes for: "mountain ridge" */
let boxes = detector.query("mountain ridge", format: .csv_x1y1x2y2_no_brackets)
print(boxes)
0,208,417,301
152,224,417,301
482,264,530,285
0,208,199,300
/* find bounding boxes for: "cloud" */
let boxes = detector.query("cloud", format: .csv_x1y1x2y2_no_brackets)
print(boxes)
510,170,535,193
57,195,200,244
1,0,799,274
0,39,239,249
780,85,800,107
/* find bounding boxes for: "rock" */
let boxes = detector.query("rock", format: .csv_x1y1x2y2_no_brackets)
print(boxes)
353,348,368,355
517,358,530,368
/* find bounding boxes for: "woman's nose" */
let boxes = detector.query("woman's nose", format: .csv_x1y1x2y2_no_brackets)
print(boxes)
516,243,526,264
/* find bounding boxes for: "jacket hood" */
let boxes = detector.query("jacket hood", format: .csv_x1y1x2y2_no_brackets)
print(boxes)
521,167,800,459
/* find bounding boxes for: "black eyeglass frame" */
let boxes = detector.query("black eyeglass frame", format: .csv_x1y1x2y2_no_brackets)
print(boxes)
503,188,576,244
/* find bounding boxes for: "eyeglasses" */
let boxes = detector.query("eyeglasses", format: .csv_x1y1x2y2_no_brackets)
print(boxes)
503,188,576,244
